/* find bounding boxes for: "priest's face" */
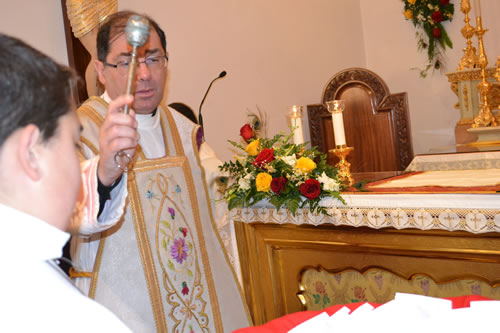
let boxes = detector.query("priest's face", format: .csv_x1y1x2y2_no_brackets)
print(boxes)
96,29,168,115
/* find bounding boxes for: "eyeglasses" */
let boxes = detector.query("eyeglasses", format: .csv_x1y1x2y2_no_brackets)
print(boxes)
103,55,168,75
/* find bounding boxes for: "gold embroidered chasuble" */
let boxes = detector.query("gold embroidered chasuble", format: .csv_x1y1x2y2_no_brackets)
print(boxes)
77,97,251,332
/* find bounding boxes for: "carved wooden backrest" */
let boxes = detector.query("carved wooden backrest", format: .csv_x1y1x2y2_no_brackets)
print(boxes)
307,68,413,172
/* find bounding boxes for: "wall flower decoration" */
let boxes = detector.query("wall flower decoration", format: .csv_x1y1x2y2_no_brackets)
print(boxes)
402,0,454,78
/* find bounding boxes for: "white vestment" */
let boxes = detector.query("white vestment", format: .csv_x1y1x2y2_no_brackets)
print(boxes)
72,95,251,332
0,204,131,332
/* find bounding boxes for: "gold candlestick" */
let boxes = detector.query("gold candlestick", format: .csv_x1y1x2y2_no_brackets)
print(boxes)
330,146,354,187
496,56,500,123
496,55,500,86
457,0,478,70
472,16,497,127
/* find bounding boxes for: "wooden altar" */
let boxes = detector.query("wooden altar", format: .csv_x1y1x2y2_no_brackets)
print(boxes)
232,190,500,325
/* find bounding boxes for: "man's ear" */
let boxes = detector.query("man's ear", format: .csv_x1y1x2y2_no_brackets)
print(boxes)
18,124,42,181
94,59,106,86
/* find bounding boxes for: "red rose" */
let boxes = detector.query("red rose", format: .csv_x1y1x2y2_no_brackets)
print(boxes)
271,177,287,194
253,148,275,167
299,179,321,200
439,0,449,5
431,11,443,23
433,27,442,38
240,124,254,142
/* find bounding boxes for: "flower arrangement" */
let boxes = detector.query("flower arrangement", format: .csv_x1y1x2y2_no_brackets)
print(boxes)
402,0,454,78
220,123,345,215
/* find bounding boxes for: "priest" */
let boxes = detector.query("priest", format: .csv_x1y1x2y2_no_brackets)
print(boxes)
70,11,251,332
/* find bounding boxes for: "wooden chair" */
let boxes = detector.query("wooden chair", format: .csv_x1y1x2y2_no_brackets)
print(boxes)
307,67,413,172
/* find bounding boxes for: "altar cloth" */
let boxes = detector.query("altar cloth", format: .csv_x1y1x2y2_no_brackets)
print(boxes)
366,169,500,193
406,151,500,171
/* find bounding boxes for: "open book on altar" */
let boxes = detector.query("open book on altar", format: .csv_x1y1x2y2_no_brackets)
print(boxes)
361,168,500,193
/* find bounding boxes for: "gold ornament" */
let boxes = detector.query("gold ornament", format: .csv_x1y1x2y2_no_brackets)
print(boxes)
66,0,118,38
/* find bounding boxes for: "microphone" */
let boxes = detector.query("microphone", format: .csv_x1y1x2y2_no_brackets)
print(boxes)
122,15,150,114
198,71,227,129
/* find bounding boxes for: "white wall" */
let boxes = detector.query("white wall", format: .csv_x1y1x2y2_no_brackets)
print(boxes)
2,1,498,160
359,0,500,154
119,0,366,161
0,0,68,66
0,1,366,162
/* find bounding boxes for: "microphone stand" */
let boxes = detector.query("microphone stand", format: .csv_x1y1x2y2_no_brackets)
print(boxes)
198,71,227,129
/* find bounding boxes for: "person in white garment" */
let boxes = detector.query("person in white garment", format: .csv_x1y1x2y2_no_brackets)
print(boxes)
0,33,131,332
70,11,251,332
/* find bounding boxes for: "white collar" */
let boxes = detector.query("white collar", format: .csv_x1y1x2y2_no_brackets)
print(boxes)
0,204,70,262
101,91,160,130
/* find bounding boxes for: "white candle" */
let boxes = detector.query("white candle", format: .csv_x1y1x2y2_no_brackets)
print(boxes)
331,111,346,146
474,0,481,18
292,117,304,145
290,105,304,144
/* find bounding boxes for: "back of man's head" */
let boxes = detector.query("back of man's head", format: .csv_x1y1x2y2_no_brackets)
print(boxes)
97,10,167,62
0,34,76,149
169,102,198,124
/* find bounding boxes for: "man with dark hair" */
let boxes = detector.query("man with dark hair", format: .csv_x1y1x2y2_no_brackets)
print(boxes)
0,33,131,332
70,11,251,332
168,102,198,124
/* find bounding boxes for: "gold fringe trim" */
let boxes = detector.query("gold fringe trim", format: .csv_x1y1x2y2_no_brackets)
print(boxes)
88,236,105,299
128,172,168,331
191,126,254,325
69,267,92,279
164,108,224,331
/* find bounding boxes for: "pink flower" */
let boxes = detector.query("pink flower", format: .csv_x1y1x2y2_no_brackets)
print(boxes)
314,281,326,295
168,207,175,219
353,286,367,301
171,238,188,264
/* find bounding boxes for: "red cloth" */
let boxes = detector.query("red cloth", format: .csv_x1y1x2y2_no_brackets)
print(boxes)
234,295,493,333
233,303,381,333
445,294,492,309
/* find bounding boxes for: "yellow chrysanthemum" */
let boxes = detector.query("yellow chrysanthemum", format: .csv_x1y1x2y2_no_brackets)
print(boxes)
404,9,413,19
245,139,259,156
294,157,316,173
255,172,272,192
408,0,416,5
